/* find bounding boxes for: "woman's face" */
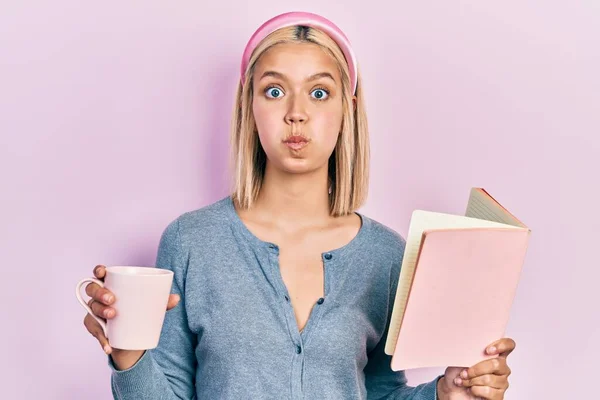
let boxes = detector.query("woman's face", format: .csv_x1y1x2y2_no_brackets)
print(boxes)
252,42,344,175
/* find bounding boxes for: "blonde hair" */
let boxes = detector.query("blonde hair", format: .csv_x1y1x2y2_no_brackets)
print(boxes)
229,25,369,217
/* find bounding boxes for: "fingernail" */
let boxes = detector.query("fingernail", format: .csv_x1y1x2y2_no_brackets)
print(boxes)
103,294,113,304
103,344,111,354
454,378,462,386
488,346,497,354
461,370,468,379
104,309,113,318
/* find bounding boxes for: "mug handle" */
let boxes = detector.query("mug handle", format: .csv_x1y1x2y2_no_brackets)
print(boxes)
75,278,108,337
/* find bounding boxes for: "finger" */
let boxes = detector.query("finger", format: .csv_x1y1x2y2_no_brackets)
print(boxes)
85,282,115,306
461,357,510,379
84,281,100,297
83,313,113,355
94,265,106,279
458,373,509,390
469,384,505,400
88,298,116,319
166,294,180,310
486,337,516,358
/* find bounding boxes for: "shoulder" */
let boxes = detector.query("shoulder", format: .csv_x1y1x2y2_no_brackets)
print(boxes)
360,213,407,263
159,196,233,246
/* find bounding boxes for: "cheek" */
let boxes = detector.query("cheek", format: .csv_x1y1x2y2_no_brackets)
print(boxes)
253,100,280,144
314,108,344,148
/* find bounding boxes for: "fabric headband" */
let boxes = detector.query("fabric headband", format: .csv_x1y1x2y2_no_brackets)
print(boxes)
240,11,358,95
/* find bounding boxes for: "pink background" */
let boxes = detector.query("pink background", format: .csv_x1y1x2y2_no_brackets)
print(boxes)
2,2,598,399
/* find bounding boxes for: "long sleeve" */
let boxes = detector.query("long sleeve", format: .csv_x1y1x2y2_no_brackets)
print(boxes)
363,326,443,399
364,236,444,400
108,218,198,400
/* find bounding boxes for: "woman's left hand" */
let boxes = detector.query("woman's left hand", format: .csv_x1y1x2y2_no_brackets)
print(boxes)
438,338,515,400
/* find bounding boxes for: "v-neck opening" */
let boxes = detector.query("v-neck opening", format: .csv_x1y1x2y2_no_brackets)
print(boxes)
223,195,372,344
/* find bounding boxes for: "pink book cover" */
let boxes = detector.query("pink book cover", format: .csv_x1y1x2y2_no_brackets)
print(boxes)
390,227,530,371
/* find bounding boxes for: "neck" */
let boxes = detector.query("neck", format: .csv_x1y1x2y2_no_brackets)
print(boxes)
251,161,332,227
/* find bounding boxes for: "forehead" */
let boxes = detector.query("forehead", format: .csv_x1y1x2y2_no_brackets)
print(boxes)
254,42,340,80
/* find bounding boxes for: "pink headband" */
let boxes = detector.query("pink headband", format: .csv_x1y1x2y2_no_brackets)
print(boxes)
240,11,358,95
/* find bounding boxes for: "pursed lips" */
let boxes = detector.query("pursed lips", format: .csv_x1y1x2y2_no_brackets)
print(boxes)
283,135,310,150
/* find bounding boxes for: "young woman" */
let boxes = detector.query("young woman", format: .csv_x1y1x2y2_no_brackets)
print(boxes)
83,12,515,400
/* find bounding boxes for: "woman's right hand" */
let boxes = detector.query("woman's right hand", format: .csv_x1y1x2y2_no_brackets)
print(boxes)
82,264,181,369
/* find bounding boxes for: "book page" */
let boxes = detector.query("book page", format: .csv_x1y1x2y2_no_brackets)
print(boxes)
384,210,519,356
466,188,527,228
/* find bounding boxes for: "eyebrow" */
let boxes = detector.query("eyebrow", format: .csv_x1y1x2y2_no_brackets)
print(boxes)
259,70,336,83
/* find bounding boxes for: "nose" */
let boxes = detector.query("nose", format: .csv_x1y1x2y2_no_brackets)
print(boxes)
284,95,308,125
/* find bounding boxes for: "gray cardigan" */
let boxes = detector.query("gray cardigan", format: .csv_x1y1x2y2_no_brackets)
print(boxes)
108,196,442,399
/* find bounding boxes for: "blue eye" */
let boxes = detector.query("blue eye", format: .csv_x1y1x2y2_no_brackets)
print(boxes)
311,88,329,100
265,87,284,99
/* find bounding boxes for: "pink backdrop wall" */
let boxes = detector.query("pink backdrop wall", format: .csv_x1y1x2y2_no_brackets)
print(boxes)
2,2,598,399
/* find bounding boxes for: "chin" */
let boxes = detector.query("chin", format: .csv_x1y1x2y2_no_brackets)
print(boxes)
280,163,314,175
276,158,320,175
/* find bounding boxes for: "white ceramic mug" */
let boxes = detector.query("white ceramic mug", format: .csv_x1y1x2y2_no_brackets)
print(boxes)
76,266,174,350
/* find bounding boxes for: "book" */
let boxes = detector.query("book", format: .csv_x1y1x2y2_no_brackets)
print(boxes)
384,187,531,370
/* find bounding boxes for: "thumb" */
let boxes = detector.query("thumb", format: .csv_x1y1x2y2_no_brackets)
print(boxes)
166,294,181,310
444,366,463,379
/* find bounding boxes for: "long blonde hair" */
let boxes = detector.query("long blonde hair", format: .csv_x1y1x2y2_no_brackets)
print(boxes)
230,25,369,217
